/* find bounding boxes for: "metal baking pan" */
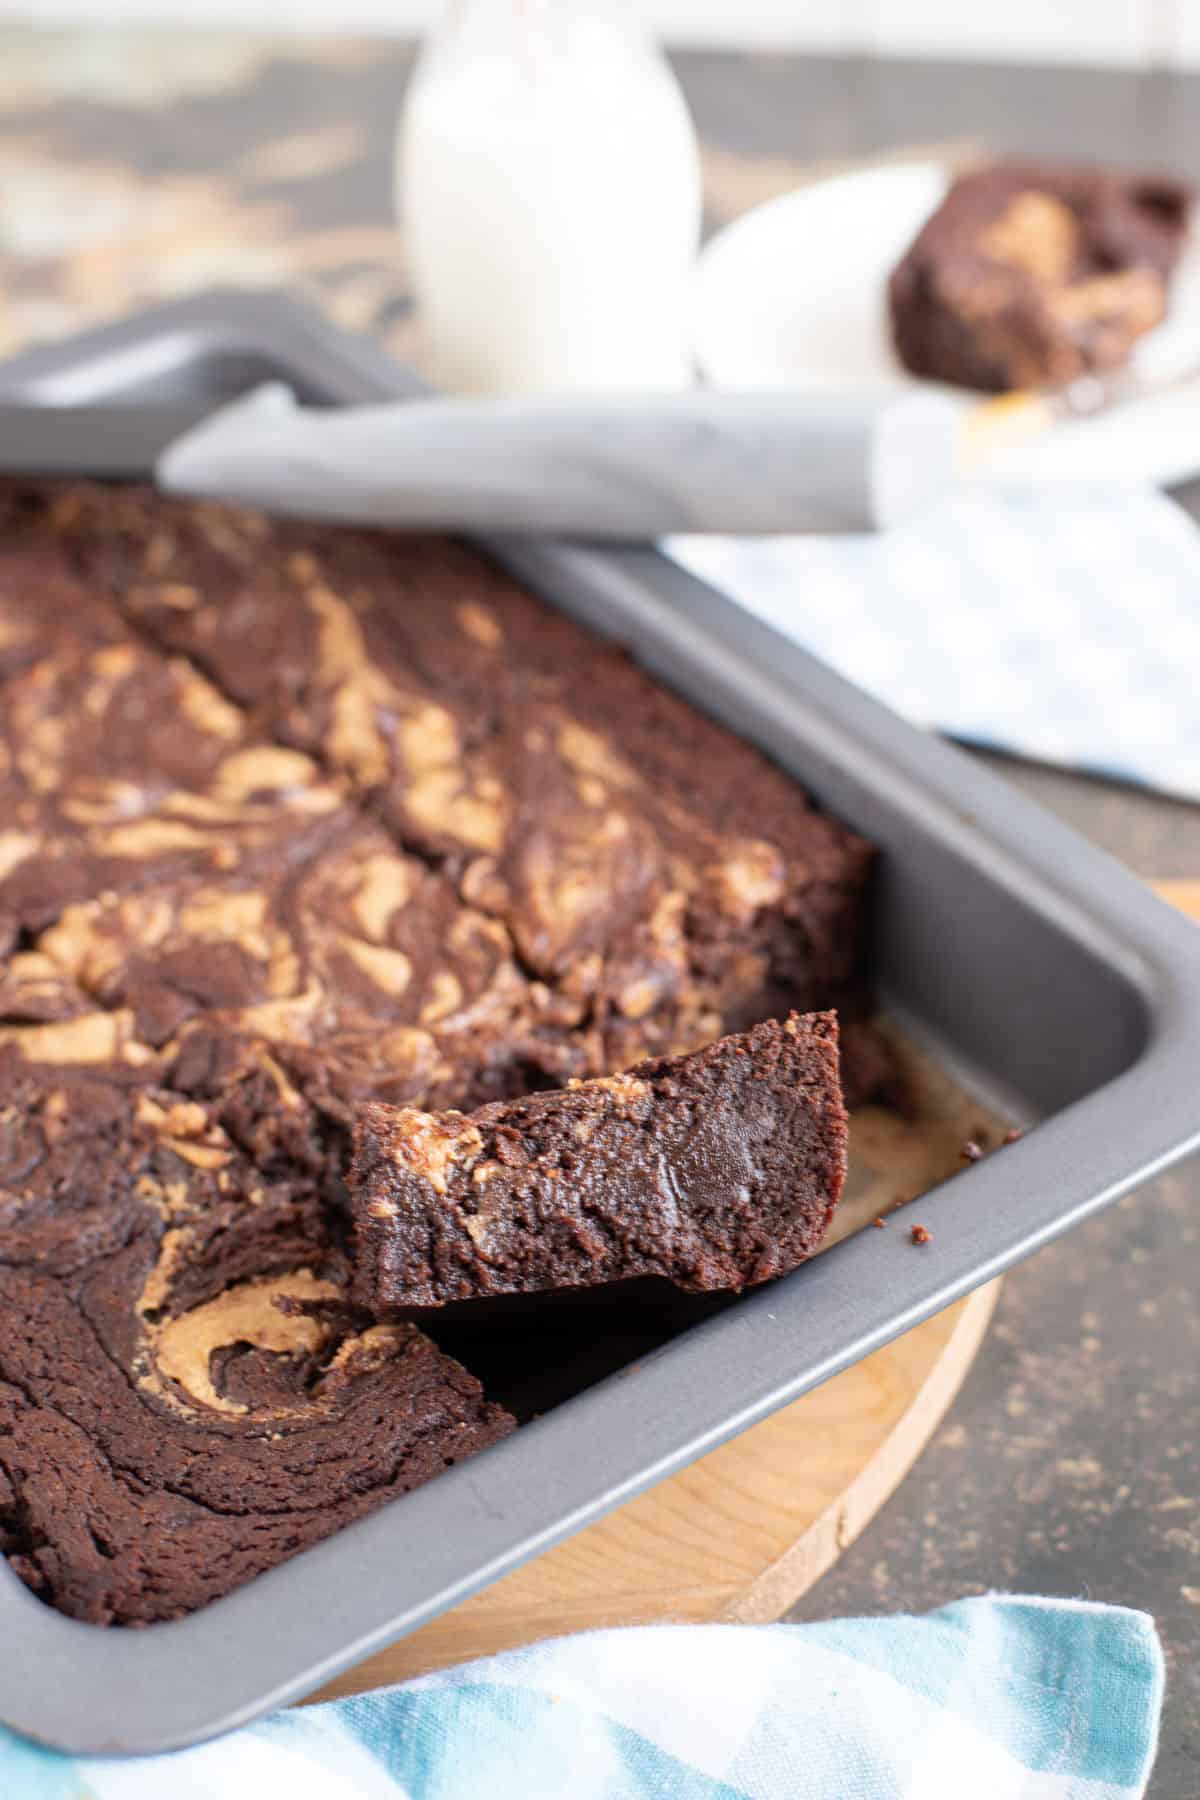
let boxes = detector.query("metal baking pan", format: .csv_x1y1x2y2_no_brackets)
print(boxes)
1,291,1198,1755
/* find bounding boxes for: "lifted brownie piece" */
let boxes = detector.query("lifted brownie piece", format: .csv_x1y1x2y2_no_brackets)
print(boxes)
889,159,1192,392
351,1012,848,1310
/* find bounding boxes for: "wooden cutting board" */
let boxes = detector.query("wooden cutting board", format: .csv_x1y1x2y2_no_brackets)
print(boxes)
306,880,1195,1704
308,1277,999,1703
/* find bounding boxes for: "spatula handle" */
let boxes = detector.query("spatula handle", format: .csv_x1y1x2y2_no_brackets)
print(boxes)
158,383,961,537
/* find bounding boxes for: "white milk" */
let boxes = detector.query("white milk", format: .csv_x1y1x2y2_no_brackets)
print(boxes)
398,0,702,395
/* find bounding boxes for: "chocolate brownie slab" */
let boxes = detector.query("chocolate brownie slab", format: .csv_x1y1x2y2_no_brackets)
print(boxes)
0,480,881,1627
351,1012,848,1310
29,484,875,1075
889,159,1192,392
0,1050,513,1625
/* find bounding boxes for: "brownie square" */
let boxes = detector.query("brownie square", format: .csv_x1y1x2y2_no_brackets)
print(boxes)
0,816,571,1115
888,158,1193,392
351,1012,848,1309
0,1050,514,1625
69,488,877,1076
0,537,342,943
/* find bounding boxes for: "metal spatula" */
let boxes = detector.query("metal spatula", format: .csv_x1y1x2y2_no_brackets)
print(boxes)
0,381,962,537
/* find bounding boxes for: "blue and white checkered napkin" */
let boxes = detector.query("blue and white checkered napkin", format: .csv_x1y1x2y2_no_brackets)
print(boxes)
2,1595,1164,1798
669,483,1200,800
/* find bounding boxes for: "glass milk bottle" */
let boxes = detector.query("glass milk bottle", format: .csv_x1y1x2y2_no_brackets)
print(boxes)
398,0,702,395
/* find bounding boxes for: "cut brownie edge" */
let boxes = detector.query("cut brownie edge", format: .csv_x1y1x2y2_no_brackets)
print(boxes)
351,1012,848,1311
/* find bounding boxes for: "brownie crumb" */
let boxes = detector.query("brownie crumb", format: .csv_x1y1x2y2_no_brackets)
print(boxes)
910,1224,933,1246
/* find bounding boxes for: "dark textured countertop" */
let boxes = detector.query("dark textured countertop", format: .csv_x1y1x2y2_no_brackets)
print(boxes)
0,32,1196,1793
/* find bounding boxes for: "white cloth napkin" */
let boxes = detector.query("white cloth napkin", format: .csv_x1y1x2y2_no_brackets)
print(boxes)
668,484,1200,800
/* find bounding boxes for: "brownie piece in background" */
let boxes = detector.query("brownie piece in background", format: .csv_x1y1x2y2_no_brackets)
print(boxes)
888,159,1193,392
351,1013,848,1310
